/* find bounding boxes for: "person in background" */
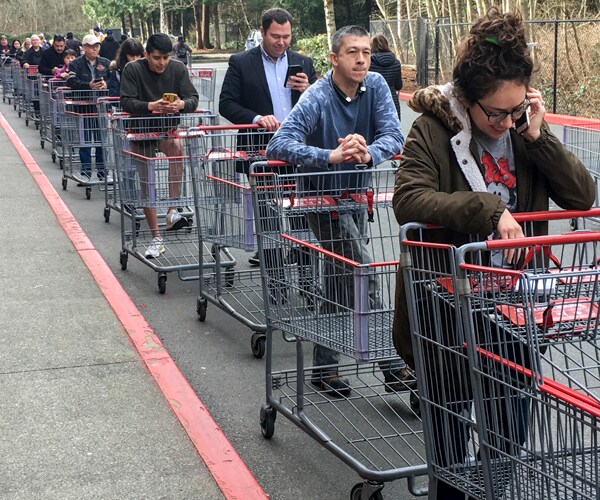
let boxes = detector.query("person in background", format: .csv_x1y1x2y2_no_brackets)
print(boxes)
120,34,128,45
392,8,595,499
219,7,316,267
39,33,50,50
65,32,82,55
22,34,44,68
38,34,66,76
93,26,105,43
266,25,407,397
108,38,144,97
0,35,10,56
17,37,31,65
8,39,22,59
172,35,192,66
120,33,199,259
100,29,120,62
66,33,110,181
54,49,77,79
369,34,402,119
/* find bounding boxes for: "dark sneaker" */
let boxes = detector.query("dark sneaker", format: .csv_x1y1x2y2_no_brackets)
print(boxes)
384,367,417,393
311,372,351,397
248,251,260,266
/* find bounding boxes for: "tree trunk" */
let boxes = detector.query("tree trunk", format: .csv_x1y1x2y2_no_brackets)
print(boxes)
202,2,211,48
194,1,204,49
323,0,336,50
213,4,221,50
159,0,166,33
128,13,134,37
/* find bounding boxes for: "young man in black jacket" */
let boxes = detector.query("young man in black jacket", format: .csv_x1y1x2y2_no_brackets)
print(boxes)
38,34,66,76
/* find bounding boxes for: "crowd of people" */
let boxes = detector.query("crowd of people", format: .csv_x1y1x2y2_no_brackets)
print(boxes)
1,9,593,498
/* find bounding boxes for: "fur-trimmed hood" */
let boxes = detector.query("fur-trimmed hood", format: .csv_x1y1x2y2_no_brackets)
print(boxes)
409,82,487,192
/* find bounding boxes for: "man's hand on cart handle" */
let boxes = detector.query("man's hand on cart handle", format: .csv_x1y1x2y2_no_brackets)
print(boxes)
497,209,525,264
329,133,371,164
256,115,281,131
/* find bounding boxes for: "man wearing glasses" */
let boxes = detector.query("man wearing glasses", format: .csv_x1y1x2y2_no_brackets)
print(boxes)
39,34,66,76
66,34,110,181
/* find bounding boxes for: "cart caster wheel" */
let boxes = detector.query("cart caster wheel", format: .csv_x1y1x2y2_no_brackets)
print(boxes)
410,391,421,417
59,159,63,169
570,218,579,231
25,119,29,126
158,273,167,294
104,207,110,222
225,267,235,287
85,187,92,200
52,152,56,163
62,178,67,190
251,332,266,358
35,122,39,130
120,251,128,271
260,405,276,439
350,483,384,500
197,297,207,321
41,140,45,149
18,111,21,117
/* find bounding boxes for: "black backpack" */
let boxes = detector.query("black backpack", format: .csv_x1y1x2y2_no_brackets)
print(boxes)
176,44,187,58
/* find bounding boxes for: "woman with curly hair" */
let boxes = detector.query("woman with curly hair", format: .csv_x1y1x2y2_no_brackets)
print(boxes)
392,7,594,499
108,37,144,97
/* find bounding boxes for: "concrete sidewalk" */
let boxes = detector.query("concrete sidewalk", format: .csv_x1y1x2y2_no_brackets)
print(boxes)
0,118,226,498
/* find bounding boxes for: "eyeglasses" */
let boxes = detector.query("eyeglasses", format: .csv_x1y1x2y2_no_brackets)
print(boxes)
84,44,101,49
475,97,530,124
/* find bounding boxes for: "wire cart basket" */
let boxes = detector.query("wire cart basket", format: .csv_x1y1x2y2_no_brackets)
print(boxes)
250,163,428,499
187,67,216,112
111,111,226,294
1,57,17,105
187,125,275,357
23,66,41,128
57,88,110,199
400,209,600,500
47,79,67,166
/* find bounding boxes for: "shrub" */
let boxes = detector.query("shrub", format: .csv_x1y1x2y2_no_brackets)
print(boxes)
296,33,330,77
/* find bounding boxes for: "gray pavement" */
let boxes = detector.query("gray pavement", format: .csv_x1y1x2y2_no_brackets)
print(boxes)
0,122,224,499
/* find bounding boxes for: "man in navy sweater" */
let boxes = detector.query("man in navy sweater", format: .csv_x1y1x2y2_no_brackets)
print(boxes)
267,25,407,396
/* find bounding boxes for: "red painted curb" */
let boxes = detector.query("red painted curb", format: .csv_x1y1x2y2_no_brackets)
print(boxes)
0,112,269,500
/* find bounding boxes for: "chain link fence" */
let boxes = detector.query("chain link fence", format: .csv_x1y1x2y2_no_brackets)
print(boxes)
371,17,600,118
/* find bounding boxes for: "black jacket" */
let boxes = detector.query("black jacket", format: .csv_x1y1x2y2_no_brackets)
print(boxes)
22,47,44,67
99,36,120,62
66,55,110,90
65,38,82,54
39,46,66,75
370,52,402,117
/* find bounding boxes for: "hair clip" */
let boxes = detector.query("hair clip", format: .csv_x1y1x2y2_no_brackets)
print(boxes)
484,37,502,46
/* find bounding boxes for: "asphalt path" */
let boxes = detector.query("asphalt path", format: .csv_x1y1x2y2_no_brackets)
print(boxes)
1,64,575,500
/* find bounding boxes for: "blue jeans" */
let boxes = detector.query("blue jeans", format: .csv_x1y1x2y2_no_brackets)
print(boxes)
79,146,104,176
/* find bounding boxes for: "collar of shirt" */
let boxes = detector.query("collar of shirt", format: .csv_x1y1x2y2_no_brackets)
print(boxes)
259,45,292,123
330,76,366,104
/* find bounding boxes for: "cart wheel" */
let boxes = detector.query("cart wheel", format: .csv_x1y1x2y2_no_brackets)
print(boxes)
41,140,45,149
350,483,384,500
35,122,39,130
410,391,421,417
158,273,167,294
18,110,21,117
225,267,235,287
59,159,63,169
120,251,128,271
25,118,29,126
104,207,110,223
260,405,276,439
62,178,67,190
51,152,56,163
197,297,207,321
251,332,266,359
85,187,92,200
570,218,579,231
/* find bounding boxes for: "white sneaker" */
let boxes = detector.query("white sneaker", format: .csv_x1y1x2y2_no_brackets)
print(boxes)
145,237,165,259
165,209,189,231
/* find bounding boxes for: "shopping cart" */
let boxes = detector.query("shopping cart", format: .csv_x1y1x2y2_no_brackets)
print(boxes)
23,66,41,128
38,74,51,149
13,63,26,117
187,67,216,111
250,163,428,498
187,125,274,357
1,56,16,105
111,111,226,294
57,88,109,199
47,79,67,165
564,124,600,221
400,208,600,499
97,96,124,222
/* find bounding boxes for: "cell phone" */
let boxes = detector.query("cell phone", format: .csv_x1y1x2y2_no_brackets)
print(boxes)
514,108,530,135
284,64,303,87
163,92,177,103
93,77,102,83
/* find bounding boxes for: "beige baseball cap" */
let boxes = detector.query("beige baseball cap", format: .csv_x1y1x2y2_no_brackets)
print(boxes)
82,34,101,46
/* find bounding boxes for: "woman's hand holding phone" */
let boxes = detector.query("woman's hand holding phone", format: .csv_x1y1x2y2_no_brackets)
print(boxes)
520,87,545,142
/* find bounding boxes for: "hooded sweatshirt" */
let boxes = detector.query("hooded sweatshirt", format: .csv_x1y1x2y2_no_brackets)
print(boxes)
369,52,402,117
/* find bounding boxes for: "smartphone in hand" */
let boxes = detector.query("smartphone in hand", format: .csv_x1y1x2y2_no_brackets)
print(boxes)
284,65,303,87
514,108,530,135
163,92,178,103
